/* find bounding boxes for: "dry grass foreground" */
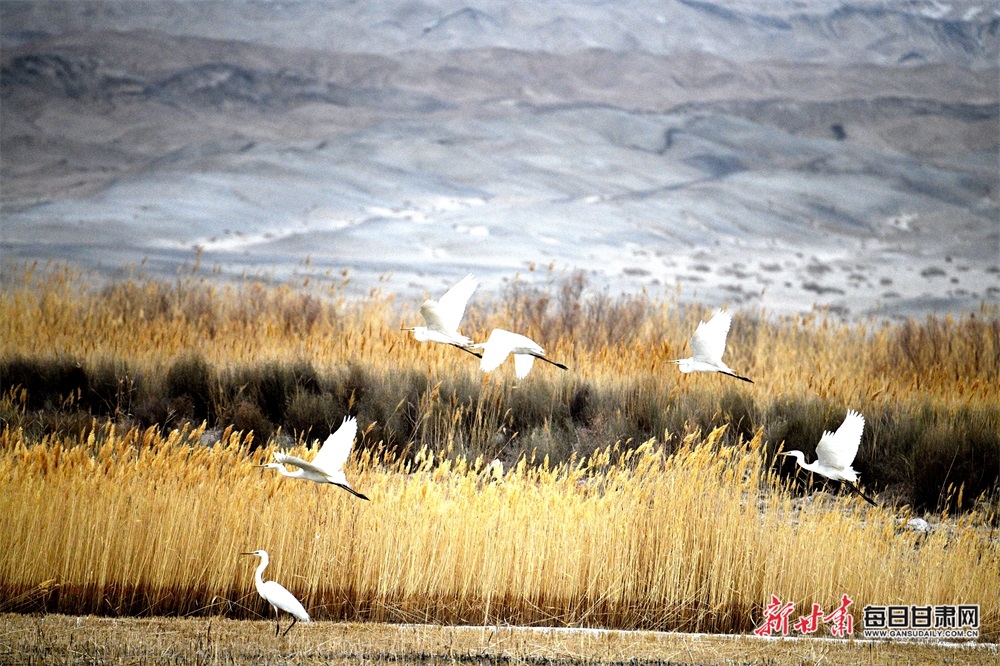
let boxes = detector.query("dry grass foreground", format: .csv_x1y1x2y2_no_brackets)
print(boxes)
1,424,997,639
2,614,997,665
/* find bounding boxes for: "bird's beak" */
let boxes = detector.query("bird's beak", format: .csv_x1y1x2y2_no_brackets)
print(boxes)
240,552,254,556
401,326,414,331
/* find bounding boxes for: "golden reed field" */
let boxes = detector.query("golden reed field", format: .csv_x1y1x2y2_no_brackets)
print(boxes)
1,263,998,646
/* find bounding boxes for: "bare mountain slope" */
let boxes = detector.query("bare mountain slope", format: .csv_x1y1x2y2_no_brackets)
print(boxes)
2,2,997,317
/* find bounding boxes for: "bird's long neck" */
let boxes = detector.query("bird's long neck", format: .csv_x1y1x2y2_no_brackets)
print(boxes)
254,556,269,594
786,450,820,474
278,466,304,479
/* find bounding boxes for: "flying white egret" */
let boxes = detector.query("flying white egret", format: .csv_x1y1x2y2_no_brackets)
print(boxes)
402,274,482,356
241,549,310,637
473,328,568,379
671,309,753,383
779,409,876,506
260,416,369,500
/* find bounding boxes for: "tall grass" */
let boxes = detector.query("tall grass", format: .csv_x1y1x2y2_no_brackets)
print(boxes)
2,263,998,510
1,264,998,637
1,423,996,638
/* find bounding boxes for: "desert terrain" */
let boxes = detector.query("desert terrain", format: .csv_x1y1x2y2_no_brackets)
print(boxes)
2,0,997,318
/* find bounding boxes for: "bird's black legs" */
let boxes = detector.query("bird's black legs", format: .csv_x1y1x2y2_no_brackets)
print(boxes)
848,482,877,506
274,614,281,636
532,354,569,370
723,371,754,384
336,483,370,501
453,344,483,359
281,616,298,637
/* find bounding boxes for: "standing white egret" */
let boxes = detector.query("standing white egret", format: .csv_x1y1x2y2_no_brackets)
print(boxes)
260,416,369,500
671,309,753,383
402,274,481,355
779,409,876,506
473,328,568,379
241,549,310,637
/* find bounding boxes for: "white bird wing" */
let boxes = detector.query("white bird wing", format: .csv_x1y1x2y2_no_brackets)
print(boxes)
272,451,311,469
479,328,542,375
815,409,865,471
311,416,358,474
423,274,478,333
690,309,732,364
479,329,515,372
261,580,310,621
513,353,536,379
273,451,328,479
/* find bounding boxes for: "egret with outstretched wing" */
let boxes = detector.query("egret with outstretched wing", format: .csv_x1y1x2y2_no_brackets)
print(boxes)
260,416,369,500
474,328,568,379
402,274,480,352
671,309,753,383
780,409,875,506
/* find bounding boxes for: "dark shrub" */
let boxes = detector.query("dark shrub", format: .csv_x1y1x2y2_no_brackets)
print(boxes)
166,354,213,423
377,370,429,451
47,361,89,407
252,363,296,424
133,397,170,430
36,408,96,439
618,384,663,443
133,395,195,431
763,398,830,461
285,391,339,441
0,357,46,408
221,361,321,428
718,388,758,443
570,384,595,427
335,363,370,411
290,360,321,394
0,356,89,410
910,408,1000,511
85,360,137,419
227,400,273,446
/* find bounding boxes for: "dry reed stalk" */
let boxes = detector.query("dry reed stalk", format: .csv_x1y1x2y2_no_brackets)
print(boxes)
3,265,999,516
2,266,996,411
0,423,996,638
